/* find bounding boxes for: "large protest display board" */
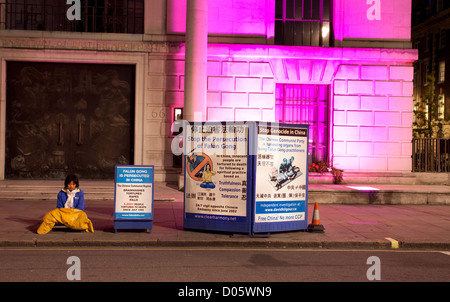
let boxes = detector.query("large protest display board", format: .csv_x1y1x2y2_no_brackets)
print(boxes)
183,122,253,233
114,165,154,232
183,121,308,234
253,124,309,233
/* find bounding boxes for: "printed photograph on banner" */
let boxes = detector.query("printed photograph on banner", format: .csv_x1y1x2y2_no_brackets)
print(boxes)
255,125,308,223
184,123,249,222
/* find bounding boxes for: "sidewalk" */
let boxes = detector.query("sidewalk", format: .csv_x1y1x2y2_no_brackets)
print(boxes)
1,182,450,249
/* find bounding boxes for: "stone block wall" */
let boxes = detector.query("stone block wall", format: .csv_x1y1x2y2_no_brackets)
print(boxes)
332,64,414,172
157,44,416,176
206,60,276,122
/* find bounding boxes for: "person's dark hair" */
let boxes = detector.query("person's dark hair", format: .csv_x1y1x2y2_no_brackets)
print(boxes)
64,174,79,188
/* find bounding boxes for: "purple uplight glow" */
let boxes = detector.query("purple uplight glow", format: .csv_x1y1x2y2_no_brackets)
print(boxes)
167,0,274,38
169,0,411,41
334,0,412,40
347,186,380,191
166,0,416,173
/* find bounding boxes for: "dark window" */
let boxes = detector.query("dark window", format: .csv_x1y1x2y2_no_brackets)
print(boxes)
1,0,144,34
275,0,332,47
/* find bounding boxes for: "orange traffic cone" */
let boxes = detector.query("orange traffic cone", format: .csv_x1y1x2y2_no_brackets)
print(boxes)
307,202,324,232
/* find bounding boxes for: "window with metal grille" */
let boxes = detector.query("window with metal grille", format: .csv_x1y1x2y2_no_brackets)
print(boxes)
1,0,144,34
276,84,329,163
439,61,445,83
275,0,332,47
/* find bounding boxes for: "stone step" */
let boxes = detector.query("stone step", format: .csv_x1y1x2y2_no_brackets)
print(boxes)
0,181,115,201
0,186,113,193
0,181,177,201
0,189,115,201
1,181,450,204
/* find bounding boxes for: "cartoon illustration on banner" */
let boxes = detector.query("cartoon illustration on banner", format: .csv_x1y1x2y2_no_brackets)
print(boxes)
269,156,302,190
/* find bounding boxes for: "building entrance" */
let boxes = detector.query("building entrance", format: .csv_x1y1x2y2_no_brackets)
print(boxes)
5,61,135,179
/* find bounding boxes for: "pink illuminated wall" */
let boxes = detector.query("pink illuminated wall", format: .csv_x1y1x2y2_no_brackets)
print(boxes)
165,43,417,172
334,0,412,40
169,0,411,41
332,62,415,172
163,1,417,172
167,0,275,38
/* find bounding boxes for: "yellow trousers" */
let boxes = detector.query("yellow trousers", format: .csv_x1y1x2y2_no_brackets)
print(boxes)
37,208,94,235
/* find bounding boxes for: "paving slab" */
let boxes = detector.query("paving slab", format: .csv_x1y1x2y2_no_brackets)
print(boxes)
0,181,449,249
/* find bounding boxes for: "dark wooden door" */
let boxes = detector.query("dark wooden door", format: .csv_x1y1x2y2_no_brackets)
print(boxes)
5,61,135,179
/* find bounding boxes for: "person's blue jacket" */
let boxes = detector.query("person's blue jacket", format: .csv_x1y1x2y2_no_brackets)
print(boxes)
56,189,86,210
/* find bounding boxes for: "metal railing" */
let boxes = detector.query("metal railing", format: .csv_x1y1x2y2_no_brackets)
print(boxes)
412,138,450,172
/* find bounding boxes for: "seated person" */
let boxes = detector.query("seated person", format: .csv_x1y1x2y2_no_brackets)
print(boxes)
37,174,94,234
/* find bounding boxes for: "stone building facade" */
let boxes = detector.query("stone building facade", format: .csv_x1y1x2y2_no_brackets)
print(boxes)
0,0,417,181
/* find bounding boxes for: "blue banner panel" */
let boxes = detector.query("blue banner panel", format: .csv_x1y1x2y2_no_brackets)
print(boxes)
255,200,306,219
114,165,154,232
252,123,309,233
